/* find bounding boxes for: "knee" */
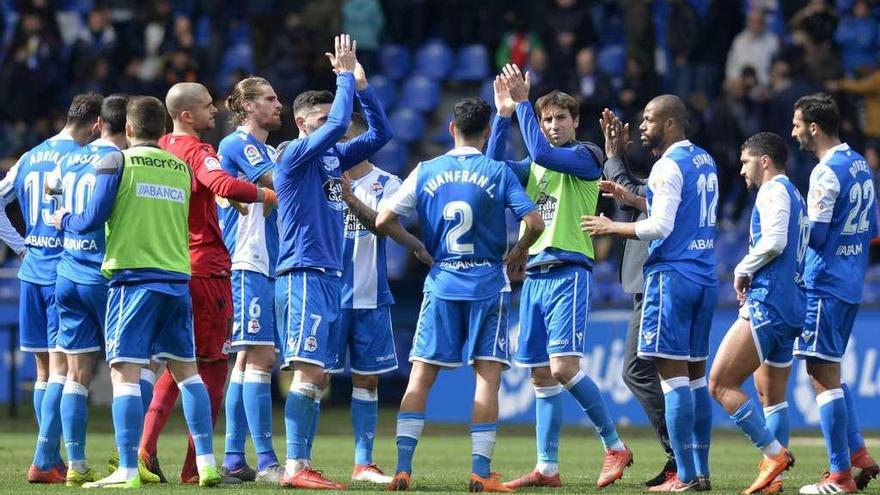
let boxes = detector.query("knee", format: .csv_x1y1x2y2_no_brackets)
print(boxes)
707,376,727,402
67,368,93,385
530,367,556,388
549,361,580,385
352,374,379,392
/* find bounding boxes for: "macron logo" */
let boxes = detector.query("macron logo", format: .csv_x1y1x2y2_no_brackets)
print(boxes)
136,183,185,203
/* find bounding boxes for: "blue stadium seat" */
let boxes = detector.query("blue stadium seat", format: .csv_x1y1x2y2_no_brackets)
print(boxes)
194,16,212,47
220,43,255,77
371,139,410,175
370,75,397,111
453,45,489,82
390,108,426,144
597,44,626,78
414,40,454,80
401,76,441,113
480,79,495,108
380,44,411,80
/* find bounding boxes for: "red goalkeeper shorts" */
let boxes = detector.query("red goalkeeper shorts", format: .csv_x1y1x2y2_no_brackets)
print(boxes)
190,276,233,361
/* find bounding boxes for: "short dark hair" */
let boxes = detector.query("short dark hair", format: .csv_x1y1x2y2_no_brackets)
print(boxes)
67,93,104,128
349,112,367,135
794,93,839,136
535,90,579,120
742,132,788,169
101,94,129,135
452,97,491,138
293,90,333,116
126,96,167,140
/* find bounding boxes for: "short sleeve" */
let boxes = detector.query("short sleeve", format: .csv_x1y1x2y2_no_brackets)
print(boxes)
0,156,23,205
503,168,537,219
807,164,840,223
380,165,419,217
382,174,402,200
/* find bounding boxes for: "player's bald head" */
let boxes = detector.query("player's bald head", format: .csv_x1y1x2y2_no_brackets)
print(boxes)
647,94,688,131
166,82,211,118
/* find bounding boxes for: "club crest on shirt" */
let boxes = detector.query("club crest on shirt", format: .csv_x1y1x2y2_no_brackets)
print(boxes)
371,181,384,195
244,144,262,166
322,155,340,171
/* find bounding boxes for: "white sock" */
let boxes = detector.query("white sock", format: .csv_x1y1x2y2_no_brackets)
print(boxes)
285,459,310,475
195,454,215,470
536,461,558,476
116,467,138,480
69,459,89,474
761,440,783,458
608,439,626,451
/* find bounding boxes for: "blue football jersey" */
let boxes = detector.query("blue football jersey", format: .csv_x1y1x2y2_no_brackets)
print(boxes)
748,176,808,327
0,135,81,285
643,140,718,287
55,139,119,285
805,143,878,304
218,128,279,277
342,166,400,309
385,148,537,300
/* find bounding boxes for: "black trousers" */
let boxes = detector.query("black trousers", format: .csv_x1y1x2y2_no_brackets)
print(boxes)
623,293,673,457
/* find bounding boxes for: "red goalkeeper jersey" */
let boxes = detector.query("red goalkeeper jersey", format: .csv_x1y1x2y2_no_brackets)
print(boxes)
159,133,259,277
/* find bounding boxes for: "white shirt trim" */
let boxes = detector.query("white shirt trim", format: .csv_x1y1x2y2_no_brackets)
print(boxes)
735,177,791,277
635,157,682,241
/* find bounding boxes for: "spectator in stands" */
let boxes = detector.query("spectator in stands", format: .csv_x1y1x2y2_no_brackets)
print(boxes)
692,0,743,98
569,47,611,144
69,6,120,79
791,0,842,81
544,0,598,73
342,0,385,72
726,7,780,87
826,63,880,162
617,56,657,123
833,0,879,76
666,0,700,98
383,0,428,46
495,14,543,72
525,46,557,100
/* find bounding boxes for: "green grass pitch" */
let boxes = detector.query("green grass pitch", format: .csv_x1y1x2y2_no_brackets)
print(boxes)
0,408,840,494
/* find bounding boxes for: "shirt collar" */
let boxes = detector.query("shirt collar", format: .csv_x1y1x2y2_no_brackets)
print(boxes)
661,140,692,158
89,138,120,150
50,131,76,142
818,142,850,166
446,146,482,156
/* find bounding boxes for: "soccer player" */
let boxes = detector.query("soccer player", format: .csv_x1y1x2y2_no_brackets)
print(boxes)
217,76,284,483
53,96,222,488
0,93,103,484
707,132,804,495
581,95,718,492
790,93,879,495
487,65,633,489
273,34,391,489
329,113,430,484
49,95,129,486
378,96,544,492
137,82,277,484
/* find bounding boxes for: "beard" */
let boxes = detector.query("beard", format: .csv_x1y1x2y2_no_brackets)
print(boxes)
641,132,663,152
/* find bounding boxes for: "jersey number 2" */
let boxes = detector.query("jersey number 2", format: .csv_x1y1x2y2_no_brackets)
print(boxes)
444,201,475,255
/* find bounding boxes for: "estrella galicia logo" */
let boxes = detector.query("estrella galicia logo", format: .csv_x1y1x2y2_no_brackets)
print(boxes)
324,177,344,210
343,207,369,238
535,192,558,225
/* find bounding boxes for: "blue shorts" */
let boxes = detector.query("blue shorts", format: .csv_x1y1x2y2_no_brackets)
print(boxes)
104,285,195,365
230,270,277,351
515,265,591,367
19,280,58,352
328,306,398,375
794,293,859,363
55,275,107,354
276,269,341,369
740,299,799,368
410,292,510,368
638,270,717,361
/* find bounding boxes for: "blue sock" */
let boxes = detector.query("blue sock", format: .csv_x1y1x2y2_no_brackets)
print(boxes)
139,369,155,414
395,412,425,474
818,389,850,473
352,388,378,465
33,381,47,427
285,386,316,461
60,381,89,464
471,423,497,478
244,370,277,470
33,375,65,469
566,370,621,449
306,397,321,459
764,402,790,447
691,378,712,477
535,385,563,464
112,383,143,470
731,399,776,450
841,383,866,453
179,376,214,457
224,370,248,469
663,377,696,483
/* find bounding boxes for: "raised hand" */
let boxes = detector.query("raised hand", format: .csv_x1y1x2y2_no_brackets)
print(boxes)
493,75,516,117
599,108,626,158
325,34,358,74
501,63,531,103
